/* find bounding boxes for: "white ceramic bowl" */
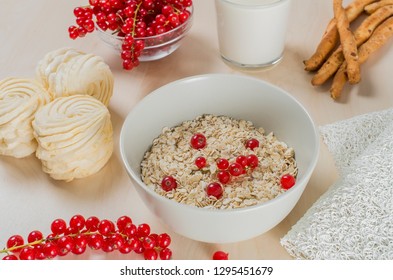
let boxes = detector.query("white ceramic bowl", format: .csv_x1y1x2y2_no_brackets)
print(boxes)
120,74,319,243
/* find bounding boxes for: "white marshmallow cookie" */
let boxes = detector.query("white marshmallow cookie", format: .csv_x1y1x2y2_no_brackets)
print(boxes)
0,77,52,158
32,95,113,181
36,47,114,106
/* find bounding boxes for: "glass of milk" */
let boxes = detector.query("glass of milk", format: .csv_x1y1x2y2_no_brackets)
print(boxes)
215,0,292,69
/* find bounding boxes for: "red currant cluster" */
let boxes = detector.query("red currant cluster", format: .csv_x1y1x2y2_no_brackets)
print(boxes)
161,133,296,199
1,215,172,260
68,0,193,70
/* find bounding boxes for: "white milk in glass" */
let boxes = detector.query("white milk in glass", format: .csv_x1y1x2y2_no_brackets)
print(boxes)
215,0,291,68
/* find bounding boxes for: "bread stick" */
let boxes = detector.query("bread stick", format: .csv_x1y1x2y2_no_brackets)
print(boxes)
330,16,393,99
312,5,393,86
365,0,393,14
333,0,360,84
303,0,377,72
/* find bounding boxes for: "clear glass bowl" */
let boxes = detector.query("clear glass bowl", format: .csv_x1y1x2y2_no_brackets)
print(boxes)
96,7,193,61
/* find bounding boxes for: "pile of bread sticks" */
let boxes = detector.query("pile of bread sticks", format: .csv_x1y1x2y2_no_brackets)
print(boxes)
304,0,393,100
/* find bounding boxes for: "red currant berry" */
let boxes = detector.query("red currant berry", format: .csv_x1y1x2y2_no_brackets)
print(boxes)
217,170,231,184
280,174,296,190
19,247,36,260
88,233,104,250
159,247,172,260
216,158,229,170
7,235,24,252
123,223,137,237
161,175,177,191
85,216,100,231
102,238,115,253
123,59,134,70
144,248,158,260
73,7,85,17
195,156,207,169
179,10,190,23
162,5,174,16
133,239,144,254
109,233,125,250
51,218,67,235
72,234,88,255
2,254,18,260
117,215,133,232
134,39,145,51
245,138,260,150
83,19,95,32
33,244,46,260
119,242,133,254
246,154,259,168
68,25,79,39
69,214,85,232
236,155,248,168
142,236,156,250
27,230,43,243
190,133,207,149
212,250,229,260
43,242,58,259
157,233,171,248
57,235,74,256
228,162,244,177
98,219,115,236
137,223,151,238
46,233,58,244
206,182,223,199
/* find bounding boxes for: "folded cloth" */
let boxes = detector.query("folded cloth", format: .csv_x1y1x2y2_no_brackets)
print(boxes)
280,108,393,260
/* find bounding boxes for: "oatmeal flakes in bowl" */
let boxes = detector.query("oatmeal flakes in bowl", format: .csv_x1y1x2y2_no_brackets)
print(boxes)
141,114,297,210
120,74,319,243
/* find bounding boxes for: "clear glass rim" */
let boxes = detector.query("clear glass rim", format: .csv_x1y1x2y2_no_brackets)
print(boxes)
95,5,193,41
218,0,289,8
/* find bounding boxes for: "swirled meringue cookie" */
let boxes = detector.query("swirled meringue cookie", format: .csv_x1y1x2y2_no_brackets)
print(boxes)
32,95,113,181
36,47,114,106
0,77,51,158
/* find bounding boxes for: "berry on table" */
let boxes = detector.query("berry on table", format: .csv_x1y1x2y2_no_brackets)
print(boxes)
0,215,173,261
27,230,43,243
69,214,86,232
6,235,24,252
51,218,67,235
212,250,229,260
157,233,171,249
159,247,172,260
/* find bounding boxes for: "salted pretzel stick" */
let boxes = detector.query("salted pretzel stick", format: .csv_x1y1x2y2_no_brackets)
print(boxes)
365,0,393,14
330,16,393,99
303,0,376,72
312,5,393,86
333,0,360,84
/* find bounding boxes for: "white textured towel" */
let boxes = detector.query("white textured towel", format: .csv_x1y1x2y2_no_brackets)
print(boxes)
281,108,393,260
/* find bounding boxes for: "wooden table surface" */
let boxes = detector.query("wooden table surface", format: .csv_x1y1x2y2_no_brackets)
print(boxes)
1,0,392,260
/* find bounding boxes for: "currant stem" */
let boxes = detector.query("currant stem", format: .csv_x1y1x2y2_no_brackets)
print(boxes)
0,239,44,254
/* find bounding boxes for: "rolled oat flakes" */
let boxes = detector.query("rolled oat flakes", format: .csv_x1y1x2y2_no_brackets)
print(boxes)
141,114,297,210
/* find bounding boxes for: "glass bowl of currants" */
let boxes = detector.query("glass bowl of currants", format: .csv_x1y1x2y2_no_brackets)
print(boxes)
69,0,193,70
